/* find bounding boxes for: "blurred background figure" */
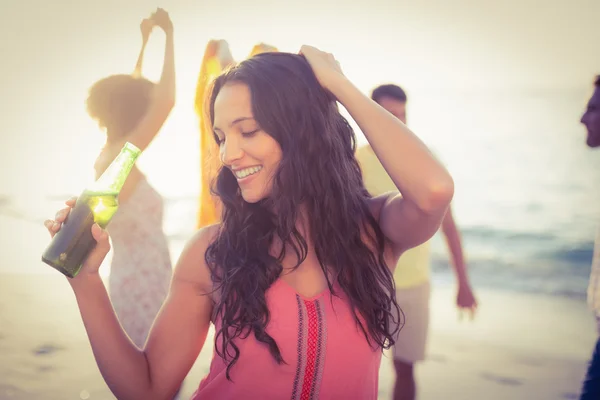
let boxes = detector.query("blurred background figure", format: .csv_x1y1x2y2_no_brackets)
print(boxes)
356,83,477,400
85,7,175,349
195,39,278,228
195,39,234,228
579,75,600,400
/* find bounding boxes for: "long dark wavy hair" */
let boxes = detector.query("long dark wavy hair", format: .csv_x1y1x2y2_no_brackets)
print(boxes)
204,52,402,379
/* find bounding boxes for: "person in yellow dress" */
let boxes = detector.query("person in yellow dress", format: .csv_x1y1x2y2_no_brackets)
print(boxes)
195,40,277,228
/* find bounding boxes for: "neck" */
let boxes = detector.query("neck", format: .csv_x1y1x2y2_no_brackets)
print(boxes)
270,203,314,265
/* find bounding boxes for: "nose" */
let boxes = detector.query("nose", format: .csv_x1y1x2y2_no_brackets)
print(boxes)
581,111,588,125
220,135,244,166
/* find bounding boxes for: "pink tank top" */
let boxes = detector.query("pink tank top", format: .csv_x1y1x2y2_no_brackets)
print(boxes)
191,279,382,399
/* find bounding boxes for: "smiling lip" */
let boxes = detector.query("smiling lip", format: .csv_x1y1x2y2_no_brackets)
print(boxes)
231,165,263,183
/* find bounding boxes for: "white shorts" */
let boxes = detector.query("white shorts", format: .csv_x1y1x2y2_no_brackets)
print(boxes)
391,281,431,364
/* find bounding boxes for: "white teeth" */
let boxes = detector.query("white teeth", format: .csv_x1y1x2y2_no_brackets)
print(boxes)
234,166,262,179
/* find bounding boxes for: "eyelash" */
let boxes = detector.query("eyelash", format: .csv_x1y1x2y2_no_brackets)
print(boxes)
215,130,259,145
242,129,259,137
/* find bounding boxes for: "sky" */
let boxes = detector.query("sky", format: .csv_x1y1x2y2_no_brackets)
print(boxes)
0,0,599,201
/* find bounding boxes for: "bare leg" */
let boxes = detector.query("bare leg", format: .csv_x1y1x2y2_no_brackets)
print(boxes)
393,359,416,400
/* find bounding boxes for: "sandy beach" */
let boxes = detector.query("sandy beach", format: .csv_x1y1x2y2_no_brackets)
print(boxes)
0,272,595,400
1,0,599,397
0,214,597,399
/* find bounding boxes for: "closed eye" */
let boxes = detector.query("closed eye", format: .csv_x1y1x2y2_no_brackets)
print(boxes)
242,129,260,138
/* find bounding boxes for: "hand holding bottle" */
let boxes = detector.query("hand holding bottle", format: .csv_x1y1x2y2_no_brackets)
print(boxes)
44,197,111,277
41,142,141,278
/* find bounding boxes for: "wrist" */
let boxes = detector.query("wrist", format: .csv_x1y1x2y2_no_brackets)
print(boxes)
457,279,471,289
325,75,356,104
68,272,103,292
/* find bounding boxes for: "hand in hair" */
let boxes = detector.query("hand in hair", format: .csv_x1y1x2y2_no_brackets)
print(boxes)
299,45,346,93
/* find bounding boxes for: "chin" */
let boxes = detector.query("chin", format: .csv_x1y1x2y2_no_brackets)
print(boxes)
587,133,600,148
240,191,266,204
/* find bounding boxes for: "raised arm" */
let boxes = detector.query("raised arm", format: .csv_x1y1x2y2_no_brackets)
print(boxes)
301,45,454,253
132,18,153,78
45,202,217,400
124,8,176,152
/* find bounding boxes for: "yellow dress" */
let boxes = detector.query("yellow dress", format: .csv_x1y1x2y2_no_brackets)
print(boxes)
195,40,278,228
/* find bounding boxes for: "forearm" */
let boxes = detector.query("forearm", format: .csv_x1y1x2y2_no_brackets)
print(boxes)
69,274,154,399
133,40,148,77
441,214,470,286
331,77,453,211
444,231,469,284
157,32,175,101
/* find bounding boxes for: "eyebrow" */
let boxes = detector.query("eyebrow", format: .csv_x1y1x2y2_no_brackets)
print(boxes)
213,117,255,132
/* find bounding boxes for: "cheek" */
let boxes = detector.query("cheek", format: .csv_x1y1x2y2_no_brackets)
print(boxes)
265,148,283,172
588,114,600,131
254,137,283,168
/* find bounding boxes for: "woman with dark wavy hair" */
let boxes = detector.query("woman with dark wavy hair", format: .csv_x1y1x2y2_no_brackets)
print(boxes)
44,45,453,399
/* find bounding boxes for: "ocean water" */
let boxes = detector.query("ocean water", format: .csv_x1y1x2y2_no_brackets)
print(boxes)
414,88,600,299
1,88,598,300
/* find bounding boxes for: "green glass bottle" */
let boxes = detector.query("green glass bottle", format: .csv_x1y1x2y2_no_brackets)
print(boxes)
42,142,142,278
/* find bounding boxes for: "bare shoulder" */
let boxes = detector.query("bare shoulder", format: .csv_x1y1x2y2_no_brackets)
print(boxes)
172,224,221,292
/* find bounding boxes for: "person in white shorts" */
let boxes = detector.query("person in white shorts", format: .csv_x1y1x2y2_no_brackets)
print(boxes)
356,84,478,400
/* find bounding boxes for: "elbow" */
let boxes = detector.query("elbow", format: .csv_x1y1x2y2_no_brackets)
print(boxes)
418,176,454,215
163,92,176,111
156,85,176,112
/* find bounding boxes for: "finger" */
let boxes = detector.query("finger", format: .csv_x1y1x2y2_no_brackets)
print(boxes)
84,224,111,268
299,44,315,55
44,219,55,236
45,219,61,235
44,220,58,238
65,197,77,206
54,207,70,223
91,223,109,243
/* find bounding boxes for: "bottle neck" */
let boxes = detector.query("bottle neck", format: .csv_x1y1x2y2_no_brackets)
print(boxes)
87,143,141,194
